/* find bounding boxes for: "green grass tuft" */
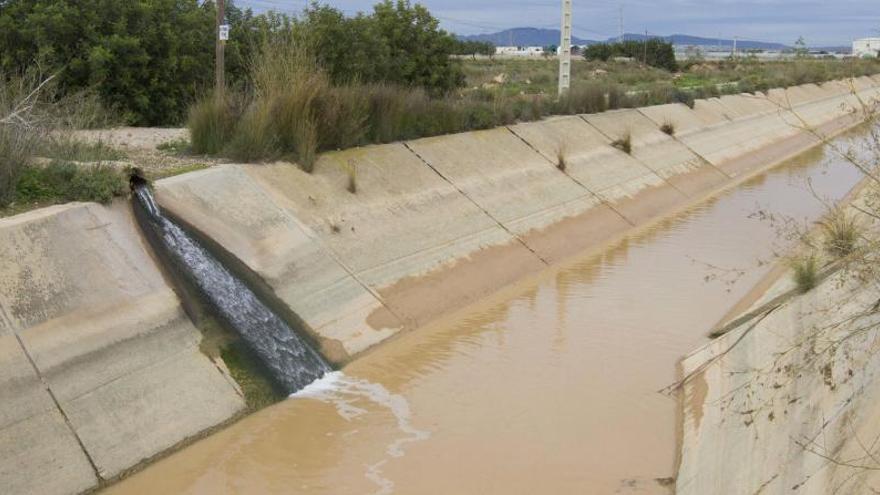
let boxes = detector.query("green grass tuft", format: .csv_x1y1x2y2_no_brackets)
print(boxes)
790,253,819,294
15,161,127,205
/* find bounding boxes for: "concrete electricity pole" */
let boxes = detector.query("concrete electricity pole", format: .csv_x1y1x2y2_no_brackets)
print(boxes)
215,0,226,96
558,0,572,96
618,4,624,42
733,36,738,59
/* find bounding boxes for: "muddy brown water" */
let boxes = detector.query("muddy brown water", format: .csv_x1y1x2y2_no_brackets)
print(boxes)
105,135,868,495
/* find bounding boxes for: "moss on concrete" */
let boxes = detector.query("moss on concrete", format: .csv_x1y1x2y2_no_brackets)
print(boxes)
220,344,283,410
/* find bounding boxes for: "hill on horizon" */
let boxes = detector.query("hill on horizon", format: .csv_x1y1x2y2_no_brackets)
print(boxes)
460,28,790,50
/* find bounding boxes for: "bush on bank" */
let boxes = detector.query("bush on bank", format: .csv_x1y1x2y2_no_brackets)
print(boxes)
0,71,127,211
584,39,678,71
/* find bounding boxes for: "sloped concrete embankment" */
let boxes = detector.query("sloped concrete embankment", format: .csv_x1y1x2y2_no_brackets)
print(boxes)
155,76,880,365
675,186,880,494
0,203,245,495
1,76,878,495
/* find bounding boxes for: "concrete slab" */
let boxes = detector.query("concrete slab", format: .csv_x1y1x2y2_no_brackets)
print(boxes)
0,335,97,495
583,109,729,197
155,165,403,361
676,110,814,178
508,116,687,224
0,202,245,491
638,103,713,136
717,93,779,119
677,269,880,495
245,145,546,328
406,127,627,262
692,98,736,124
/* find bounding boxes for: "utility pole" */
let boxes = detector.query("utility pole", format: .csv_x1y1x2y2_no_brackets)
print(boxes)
618,4,624,42
215,0,226,97
643,29,648,64
557,0,572,95
733,36,738,59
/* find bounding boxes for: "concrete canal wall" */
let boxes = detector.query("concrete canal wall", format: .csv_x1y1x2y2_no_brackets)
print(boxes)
155,76,880,366
0,203,245,494
675,184,880,494
1,76,878,494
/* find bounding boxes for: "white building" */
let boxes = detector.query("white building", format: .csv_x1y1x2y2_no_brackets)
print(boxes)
494,46,545,57
853,38,880,58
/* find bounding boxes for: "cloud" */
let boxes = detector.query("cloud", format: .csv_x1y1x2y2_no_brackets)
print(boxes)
237,0,880,46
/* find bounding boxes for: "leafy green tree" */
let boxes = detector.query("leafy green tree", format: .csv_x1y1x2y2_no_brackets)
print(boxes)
369,0,464,93
294,1,464,94
452,40,495,59
583,39,677,71
0,0,262,125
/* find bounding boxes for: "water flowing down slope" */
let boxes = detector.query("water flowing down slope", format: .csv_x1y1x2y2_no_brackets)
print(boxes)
133,183,330,393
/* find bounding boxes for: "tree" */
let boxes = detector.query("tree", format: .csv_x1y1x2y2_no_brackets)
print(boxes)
794,36,809,58
0,0,265,125
452,40,495,60
583,39,677,71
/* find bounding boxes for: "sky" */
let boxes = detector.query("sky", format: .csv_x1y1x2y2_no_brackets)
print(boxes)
238,0,879,46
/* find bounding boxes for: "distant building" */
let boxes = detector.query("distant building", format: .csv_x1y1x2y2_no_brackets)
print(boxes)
853,38,880,58
494,46,545,57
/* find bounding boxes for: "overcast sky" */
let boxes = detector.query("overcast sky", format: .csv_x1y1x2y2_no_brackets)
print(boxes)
239,0,879,46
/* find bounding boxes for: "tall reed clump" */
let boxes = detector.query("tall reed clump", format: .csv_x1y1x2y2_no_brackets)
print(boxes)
188,93,239,155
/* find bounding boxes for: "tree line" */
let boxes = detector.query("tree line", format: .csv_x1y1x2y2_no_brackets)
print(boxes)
583,39,678,71
0,0,473,126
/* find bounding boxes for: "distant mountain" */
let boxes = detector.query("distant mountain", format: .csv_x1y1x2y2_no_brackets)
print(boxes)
459,28,789,51
621,33,789,50
460,28,595,47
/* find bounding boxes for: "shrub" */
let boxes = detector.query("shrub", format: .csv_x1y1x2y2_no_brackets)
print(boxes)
819,208,860,258
0,71,49,207
584,39,678,71
188,94,239,155
790,253,819,293
0,1,262,125
612,132,633,154
555,83,608,114
0,124,36,207
15,161,126,204
556,144,568,171
660,120,675,135
40,136,124,162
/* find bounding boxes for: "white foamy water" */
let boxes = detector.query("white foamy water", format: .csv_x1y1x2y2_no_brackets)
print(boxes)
290,371,430,494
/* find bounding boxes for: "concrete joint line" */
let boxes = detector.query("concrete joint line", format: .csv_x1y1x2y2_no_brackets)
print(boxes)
504,126,636,227
11,331,103,481
577,115,691,198
401,142,550,266
634,108,733,181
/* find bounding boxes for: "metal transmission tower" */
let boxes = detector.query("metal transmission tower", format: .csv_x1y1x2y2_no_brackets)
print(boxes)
558,0,572,95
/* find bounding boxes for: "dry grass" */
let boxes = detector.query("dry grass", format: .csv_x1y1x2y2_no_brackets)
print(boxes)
345,159,358,194
612,131,633,154
555,143,568,171
819,208,861,258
